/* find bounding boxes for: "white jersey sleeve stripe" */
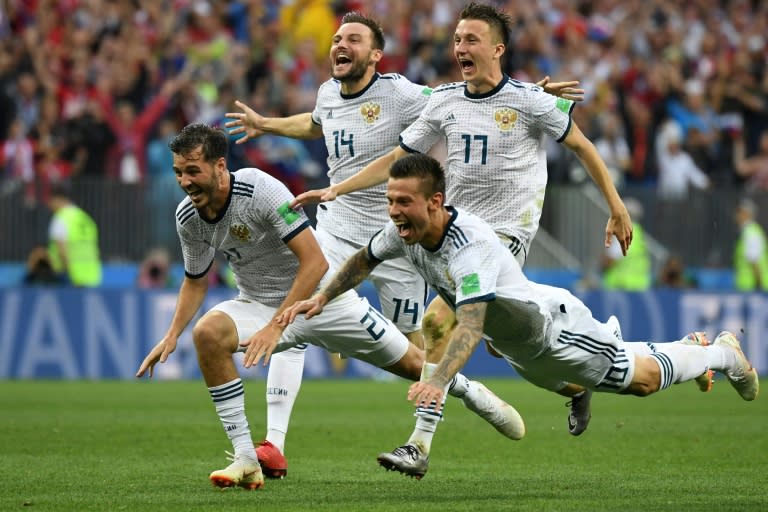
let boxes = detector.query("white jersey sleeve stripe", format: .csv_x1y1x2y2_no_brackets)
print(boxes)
185,258,214,279
399,139,420,153
367,229,386,262
456,292,496,307
282,220,311,243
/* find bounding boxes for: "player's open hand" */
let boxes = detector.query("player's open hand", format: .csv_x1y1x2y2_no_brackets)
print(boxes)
536,76,585,102
277,295,328,325
225,100,266,144
290,187,337,209
606,205,633,256
136,336,178,378
408,381,446,413
240,323,282,368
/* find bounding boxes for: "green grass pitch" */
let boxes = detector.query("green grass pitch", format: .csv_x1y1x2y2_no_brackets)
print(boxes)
1,378,765,512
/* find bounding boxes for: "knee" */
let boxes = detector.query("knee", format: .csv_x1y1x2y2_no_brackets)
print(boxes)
627,382,658,397
422,307,455,351
192,312,236,355
626,357,661,397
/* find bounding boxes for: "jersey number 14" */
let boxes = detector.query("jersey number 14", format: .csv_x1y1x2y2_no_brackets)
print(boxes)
333,129,355,158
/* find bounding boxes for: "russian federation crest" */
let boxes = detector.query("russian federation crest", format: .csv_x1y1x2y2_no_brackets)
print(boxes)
360,102,381,124
229,224,251,242
494,108,517,131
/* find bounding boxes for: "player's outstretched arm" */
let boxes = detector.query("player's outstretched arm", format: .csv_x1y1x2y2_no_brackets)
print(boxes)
241,228,328,368
561,122,633,255
279,246,381,325
136,276,208,378
290,146,408,208
536,76,585,102
278,293,329,325
136,334,179,379
225,100,322,144
408,301,487,412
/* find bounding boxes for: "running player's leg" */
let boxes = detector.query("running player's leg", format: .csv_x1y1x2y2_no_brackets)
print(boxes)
625,332,758,400
197,301,267,489
260,347,304,477
504,291,758,403
212,300,294,479
301,291,524,478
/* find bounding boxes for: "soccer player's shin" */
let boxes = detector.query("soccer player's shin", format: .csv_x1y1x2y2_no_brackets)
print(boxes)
210,378,255,456
264,346,305,453
408,363,446,453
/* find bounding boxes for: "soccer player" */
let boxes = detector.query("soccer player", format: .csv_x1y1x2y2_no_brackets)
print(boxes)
280,153,759,479
136,124,525,490
292,2,632,441
224,10,582,475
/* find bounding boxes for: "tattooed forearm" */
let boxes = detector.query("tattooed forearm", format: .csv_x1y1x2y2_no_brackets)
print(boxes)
319,247,380,301
429,302,487,388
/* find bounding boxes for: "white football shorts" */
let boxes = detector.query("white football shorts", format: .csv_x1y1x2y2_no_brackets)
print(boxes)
315,226,426,334
489,287,635,393
212,289,411,368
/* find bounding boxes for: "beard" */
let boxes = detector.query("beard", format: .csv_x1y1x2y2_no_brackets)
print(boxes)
331,56,369,82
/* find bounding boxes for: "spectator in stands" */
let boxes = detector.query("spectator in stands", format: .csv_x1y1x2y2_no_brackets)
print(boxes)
99,75,188,183
656,120,710,201
1,117,36,207
593,112,631,191
137,248,174,289
46,183,102,287
656,254,697,289
733,198,768,292
61,98,116,179
666,79,721,174
602,197,651,291
724,42,768,160
278,0,336,64
734,130,768,192
146,117,185,247
13,71,42,134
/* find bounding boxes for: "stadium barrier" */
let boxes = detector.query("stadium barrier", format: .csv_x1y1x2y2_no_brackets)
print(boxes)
1,287,765,379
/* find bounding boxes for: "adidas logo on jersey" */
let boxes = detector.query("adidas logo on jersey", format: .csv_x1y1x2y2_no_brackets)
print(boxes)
445,113,456,124
327,110,333,119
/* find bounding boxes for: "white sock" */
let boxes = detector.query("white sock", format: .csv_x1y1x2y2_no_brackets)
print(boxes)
407,363,448,454
265,346,305,454
209,378,256,460
649,344,710,389
703,345,737,373
447,372,470,398
668,334,738,372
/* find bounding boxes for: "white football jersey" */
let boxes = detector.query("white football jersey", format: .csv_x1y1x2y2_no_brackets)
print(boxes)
312,73,432,245
175,168,318,307
369,207,528,308
369,207,568,351
399,76,574,254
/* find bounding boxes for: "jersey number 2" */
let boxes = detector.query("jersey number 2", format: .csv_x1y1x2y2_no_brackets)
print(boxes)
359,305,387,341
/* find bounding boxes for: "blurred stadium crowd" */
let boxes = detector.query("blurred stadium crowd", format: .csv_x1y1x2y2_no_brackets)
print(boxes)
1,0,767,282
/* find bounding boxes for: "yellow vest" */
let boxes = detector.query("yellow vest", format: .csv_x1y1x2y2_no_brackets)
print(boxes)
603,223,651,291
48,205,102,287
734,221,768,291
